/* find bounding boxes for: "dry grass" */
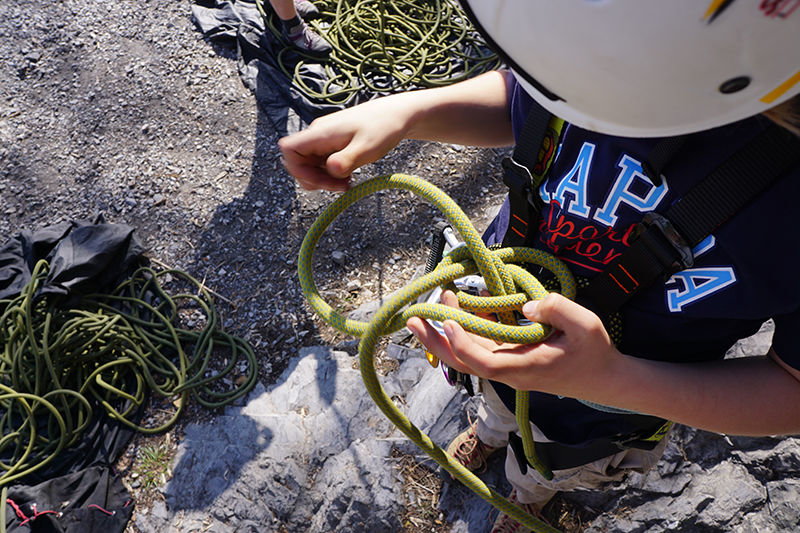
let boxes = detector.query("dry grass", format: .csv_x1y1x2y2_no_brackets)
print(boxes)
393,449,451,533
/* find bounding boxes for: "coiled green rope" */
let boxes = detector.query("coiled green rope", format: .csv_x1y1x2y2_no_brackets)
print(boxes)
299,174,574,532
256,0,502,104
0,260,258,488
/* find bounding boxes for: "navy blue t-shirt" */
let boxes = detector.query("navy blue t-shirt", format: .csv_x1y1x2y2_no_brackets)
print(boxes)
485,79,800,445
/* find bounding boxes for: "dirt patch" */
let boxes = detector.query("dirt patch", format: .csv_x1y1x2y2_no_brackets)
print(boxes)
393,448,450,533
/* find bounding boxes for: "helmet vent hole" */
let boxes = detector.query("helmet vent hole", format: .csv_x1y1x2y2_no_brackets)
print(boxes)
719,76,751,94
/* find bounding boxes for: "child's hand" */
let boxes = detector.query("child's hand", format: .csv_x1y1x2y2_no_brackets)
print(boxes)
279,98,411,192
406,292,623,402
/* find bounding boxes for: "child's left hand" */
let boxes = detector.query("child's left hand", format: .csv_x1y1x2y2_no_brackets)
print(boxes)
406,291,625,402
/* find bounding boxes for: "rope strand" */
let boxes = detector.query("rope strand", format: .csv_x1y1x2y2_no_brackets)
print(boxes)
299,174,572,532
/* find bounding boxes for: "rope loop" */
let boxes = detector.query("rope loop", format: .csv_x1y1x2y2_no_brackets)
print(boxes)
299,174,567,532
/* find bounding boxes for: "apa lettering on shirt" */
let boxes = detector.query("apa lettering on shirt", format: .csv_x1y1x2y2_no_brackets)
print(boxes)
534,138,737,309
535,144,666,273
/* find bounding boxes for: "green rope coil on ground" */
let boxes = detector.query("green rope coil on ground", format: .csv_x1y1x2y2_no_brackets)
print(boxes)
0,261,258,488
256,0,502,104
299,174,574,532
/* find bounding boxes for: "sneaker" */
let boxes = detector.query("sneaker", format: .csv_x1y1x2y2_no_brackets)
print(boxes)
491,490,550,533
446,421,502,473
294,0,321,20
283,21,332,55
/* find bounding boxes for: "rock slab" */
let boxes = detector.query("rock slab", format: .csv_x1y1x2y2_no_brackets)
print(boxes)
138,323,800,532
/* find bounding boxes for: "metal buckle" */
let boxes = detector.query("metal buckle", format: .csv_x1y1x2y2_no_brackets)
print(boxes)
640,212,694,271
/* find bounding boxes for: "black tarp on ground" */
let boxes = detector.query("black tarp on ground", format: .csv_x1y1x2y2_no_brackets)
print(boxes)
192,0,361,135
0,217,146,302
1,219,148,532
3,466,133,533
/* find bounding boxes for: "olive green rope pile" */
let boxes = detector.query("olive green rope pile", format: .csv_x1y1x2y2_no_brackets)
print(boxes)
0,260,257,488
256,0,501,104
299,174,574,532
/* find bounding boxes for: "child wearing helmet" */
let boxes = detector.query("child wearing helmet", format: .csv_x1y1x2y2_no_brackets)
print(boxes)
280,2,800,530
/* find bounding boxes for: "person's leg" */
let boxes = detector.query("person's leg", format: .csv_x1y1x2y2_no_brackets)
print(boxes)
269,0,297,20
504,433,671,510
269,0,331,54
475,378,520,447
490,436,669,532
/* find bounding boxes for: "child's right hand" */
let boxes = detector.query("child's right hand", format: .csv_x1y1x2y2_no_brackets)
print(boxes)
279,97,412,192
280,71,514,191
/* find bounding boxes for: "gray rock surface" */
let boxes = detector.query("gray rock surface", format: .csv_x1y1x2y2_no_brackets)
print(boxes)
137,344,479,532
136,320,800,533
560,321,800,532
137,346,394,531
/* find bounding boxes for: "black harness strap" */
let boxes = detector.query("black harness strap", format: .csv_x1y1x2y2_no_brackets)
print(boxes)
501,102,553,247
668,125,800,247
582,124,800,317
642,136,687,187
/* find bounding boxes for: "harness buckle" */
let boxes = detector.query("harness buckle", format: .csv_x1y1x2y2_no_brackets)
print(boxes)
638,212,694,273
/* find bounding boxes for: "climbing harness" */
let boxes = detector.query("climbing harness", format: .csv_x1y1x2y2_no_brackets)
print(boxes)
0,260,258,488
497,104,800,470
503,102,800,318
299,174,574,532
582,123,800,316
256,0,501,105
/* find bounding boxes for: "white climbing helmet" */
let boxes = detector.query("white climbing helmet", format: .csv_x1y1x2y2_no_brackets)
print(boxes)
458,0,800,137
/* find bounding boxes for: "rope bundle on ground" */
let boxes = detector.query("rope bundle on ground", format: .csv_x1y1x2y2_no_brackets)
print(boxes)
0,260,257,488
299,174,573,532
257,0,502,104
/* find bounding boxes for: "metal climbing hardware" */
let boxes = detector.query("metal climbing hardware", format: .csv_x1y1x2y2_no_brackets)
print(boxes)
444,365,475,397
638,212,695,273
422,224,506,396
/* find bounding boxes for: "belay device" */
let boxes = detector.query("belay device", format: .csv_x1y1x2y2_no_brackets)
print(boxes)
420,222,538,397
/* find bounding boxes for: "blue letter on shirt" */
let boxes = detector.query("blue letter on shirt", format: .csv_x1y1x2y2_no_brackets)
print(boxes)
594,155,668,227
550,142,594,217
666,267,736,312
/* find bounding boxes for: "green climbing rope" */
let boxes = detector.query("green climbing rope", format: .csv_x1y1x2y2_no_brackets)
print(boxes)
256,0,502,104
0,260,258,488
299,174,575,532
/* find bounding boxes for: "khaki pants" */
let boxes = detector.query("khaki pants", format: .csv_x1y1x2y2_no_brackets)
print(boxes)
475,379,669,509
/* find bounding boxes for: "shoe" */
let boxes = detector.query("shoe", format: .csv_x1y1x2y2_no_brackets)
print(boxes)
294,0,321,20
490,490,550,533
283,21,332,55
446,421,502,473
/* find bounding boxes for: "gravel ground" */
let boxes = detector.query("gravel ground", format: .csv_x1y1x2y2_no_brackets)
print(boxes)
0,0,509,527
